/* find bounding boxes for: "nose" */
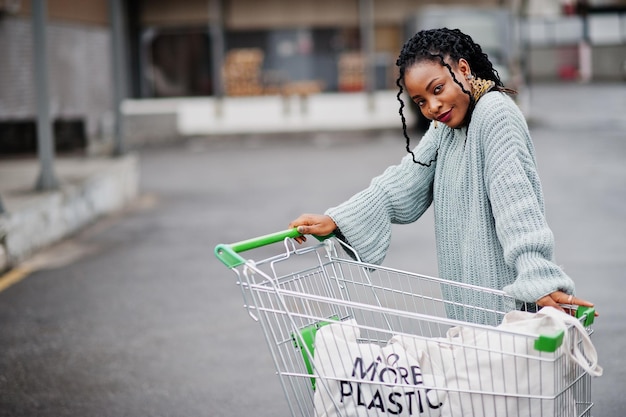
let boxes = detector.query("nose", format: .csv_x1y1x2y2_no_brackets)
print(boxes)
428,99,441,116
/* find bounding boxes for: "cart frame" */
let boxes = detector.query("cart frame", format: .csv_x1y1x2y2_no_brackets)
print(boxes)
215,229,597,417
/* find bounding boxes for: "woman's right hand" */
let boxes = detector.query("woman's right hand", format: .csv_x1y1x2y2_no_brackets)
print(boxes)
288,214,337,244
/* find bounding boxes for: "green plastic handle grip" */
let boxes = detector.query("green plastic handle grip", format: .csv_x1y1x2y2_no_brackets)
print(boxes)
533,306,597,353
215,228,335,268
215,228,302,268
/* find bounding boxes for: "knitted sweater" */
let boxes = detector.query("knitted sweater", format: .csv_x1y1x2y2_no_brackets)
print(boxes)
326,92,574,320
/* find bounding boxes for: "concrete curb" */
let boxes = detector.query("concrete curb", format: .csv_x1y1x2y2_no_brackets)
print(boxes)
0,154,139,272
121,91,416,147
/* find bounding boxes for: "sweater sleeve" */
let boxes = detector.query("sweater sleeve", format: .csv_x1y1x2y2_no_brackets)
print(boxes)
478,94,575,302
325,126,439,265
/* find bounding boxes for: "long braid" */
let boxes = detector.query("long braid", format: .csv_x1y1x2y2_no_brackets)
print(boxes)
396,74,439,166
395,28,513,164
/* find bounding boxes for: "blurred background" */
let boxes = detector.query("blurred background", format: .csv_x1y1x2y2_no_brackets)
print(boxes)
0,1,625,416
1,0,625,155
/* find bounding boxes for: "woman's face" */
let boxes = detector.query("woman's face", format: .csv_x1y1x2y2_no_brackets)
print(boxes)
404,58,472,129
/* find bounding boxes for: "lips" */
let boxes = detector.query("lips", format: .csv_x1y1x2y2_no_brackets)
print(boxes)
436,109,452,123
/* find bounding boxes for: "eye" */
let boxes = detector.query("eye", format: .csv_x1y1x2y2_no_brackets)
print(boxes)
416,99,425,107
434,84,443,94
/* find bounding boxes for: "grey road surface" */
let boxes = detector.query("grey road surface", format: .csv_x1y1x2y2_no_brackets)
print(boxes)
0,83,624,417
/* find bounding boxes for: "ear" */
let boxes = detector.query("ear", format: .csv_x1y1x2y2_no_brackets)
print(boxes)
457,58,472,79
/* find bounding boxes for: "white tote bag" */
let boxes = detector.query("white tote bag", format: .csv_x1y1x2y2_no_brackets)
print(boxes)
439,306,603,417
313,319,446,417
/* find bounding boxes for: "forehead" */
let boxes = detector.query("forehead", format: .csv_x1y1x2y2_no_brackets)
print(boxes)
403,60,450,95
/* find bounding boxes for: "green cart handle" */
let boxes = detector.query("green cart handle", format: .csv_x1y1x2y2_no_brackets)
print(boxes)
215,228,333,268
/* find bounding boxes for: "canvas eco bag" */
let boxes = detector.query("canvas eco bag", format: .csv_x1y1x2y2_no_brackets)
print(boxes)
439,306,602,417
313,319,446,417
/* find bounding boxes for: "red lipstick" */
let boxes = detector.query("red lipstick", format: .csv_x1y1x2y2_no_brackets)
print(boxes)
437,110,452,123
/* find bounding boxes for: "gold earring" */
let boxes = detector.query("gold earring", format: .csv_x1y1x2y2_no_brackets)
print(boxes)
468,77,496,102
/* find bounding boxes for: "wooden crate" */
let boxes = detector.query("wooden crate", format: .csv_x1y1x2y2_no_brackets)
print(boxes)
223,48,264,96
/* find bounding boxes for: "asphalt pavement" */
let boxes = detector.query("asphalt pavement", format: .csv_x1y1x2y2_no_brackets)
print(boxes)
0,82,624,417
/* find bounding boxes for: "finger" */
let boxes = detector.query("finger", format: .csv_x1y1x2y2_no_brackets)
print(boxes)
536,295,567,313
550,291,571,304
288,216,310,236
288,214,336,239
551,292,576,314
296,219,322,235
549,291,576,306
541,293,598,317
569,296,598,316
570,296,594,308
289,214,316,229
297,224,325,235
287,220,303,230
557,293,594,309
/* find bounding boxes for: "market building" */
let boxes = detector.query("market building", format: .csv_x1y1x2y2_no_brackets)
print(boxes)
1,0,625,152
0,0,624,270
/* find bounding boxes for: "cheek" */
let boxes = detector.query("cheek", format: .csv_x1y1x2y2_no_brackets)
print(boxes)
451,93,473,127
454,90,471,112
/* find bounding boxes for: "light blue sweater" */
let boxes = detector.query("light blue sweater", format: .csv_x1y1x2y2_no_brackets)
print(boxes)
326,92,574,320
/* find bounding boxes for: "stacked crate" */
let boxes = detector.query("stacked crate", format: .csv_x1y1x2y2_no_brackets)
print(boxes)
337,52,365,92
223,48,264,96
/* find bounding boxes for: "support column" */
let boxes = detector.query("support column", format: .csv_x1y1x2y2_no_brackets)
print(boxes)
139,28,157,98
359,0,375,111
578,0,592,83
32,0,59,191
109,0,127,156
209,0,225,116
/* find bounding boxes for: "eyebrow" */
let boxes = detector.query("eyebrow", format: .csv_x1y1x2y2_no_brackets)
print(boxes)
411,77,440,101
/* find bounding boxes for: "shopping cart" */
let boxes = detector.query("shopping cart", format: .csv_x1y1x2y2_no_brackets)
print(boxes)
215,229,600,417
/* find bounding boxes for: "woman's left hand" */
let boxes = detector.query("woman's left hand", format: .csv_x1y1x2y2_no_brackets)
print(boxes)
536,291,597,316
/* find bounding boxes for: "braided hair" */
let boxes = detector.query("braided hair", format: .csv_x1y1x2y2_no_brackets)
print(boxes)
395,28,510,165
